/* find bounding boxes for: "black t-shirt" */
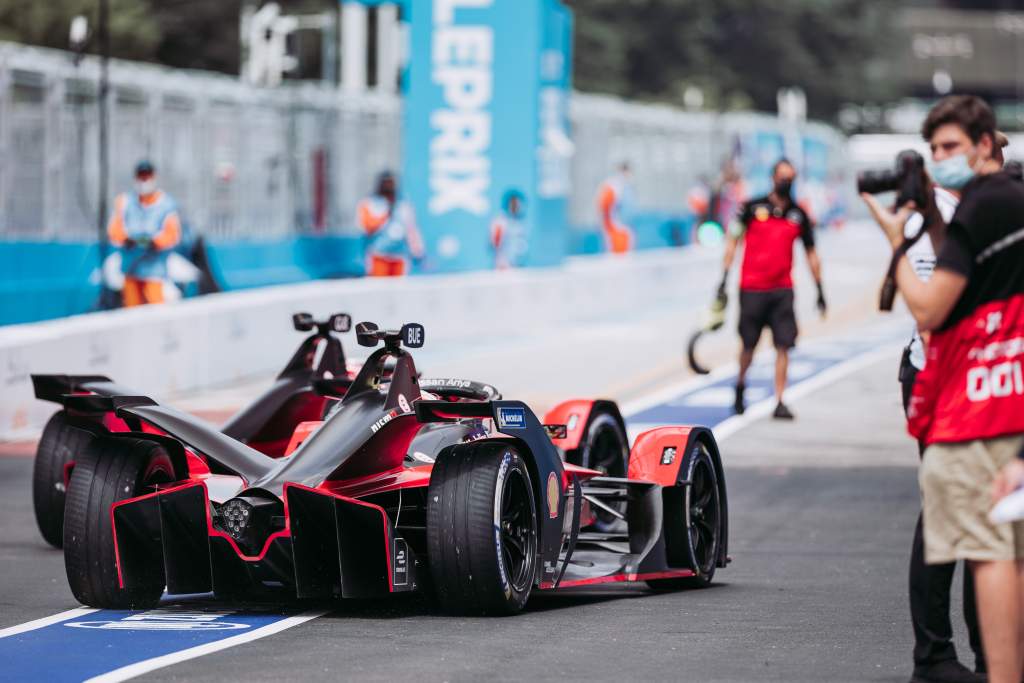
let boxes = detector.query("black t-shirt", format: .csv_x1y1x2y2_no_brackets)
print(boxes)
935,171,1024,329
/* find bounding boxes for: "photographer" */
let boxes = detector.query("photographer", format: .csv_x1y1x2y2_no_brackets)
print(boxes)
863,132,1010,683
868,95,1024,683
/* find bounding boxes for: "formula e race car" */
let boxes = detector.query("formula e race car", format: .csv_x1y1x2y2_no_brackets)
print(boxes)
30,312,355,548
46,322,729,615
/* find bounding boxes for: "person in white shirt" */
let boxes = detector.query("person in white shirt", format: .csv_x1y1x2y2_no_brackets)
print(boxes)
861,131,1009,683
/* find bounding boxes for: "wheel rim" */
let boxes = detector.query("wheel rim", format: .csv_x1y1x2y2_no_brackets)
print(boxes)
499,468,536,593
687,457,720,575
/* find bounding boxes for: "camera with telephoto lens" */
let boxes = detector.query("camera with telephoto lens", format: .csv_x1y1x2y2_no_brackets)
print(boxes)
857,149,928,208
860,150,931,312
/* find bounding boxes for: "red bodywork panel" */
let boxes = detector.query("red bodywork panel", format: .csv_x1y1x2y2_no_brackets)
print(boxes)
323,465,433,498
542,399,595,451
110,479,395,593
628,426,696,487
284,421,322,456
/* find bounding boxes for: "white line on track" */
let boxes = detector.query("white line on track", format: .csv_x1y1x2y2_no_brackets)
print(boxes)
82,609,330,683
709,342,900,441
0,606,99,639
623,341,903,442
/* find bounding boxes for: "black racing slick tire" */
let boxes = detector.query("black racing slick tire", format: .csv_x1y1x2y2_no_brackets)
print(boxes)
426,441,538,615
578,410,629,532
64,437,175,609
33,412,96,548
647,441,722,591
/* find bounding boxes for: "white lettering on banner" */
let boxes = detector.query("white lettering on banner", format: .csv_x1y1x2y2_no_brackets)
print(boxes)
430,0,493,218
967,361,1024,402
434,0,492,24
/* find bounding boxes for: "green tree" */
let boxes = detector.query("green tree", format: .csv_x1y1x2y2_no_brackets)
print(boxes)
0,0,160,60
566,0,897,120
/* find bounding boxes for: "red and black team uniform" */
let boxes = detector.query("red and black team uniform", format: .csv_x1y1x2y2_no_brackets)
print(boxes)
734,196,815,350
908,172,1024,446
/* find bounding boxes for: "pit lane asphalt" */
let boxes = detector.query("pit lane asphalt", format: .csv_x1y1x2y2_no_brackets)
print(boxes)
0,352,966,682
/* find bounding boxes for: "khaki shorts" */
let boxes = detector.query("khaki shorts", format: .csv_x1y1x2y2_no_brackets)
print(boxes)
920,434,1024,564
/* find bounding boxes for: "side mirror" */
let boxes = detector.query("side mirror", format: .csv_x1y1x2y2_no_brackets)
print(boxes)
329,313,352,333
355,321,380,347
401,323,425,348
292,312,315,332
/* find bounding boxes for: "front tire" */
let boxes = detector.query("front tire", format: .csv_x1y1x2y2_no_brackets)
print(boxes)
64,437,175,608
578,410,628,532
426,441,538,615
33,412,96,548
647,441,722,591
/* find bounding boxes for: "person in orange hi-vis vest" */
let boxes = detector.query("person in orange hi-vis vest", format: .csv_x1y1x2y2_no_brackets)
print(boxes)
596,162,635,254
356,171,424,277
106,160,182,307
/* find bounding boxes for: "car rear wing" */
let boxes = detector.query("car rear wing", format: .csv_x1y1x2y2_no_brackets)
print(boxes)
61,394,158,413
31,374,113,403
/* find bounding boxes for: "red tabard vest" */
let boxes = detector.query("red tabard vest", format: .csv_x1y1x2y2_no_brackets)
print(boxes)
908,292,1024,445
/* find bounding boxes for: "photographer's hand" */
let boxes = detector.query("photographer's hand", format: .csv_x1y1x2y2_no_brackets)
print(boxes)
860,193,916,249
993,459,1024,503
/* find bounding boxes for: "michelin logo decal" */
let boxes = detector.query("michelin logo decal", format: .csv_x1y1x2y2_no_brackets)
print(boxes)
497,406,526,430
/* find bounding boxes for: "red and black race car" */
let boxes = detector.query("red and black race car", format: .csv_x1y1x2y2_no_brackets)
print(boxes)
38,321,729,615
30,312,357,548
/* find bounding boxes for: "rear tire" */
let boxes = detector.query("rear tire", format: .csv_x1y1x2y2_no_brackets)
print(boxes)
33,412,95,548
426,441,538,615
647,441,721,591
64,437,175,608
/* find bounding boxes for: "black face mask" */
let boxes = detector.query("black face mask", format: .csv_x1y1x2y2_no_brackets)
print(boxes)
774,179,793,199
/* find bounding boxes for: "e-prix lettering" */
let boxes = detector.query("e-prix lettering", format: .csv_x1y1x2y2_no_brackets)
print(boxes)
430,0,493,216
967,361,1024,402
497,407,526,430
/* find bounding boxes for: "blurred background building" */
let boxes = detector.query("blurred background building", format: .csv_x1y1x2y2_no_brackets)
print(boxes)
0,0,1014,325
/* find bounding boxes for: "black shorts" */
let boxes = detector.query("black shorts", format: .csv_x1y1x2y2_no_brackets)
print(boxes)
738,288,797,351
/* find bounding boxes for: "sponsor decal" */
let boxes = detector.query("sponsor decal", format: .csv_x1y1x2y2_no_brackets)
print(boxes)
412,451,436,463
496,406,526,430
785,209,803,224
398,394,411,413
66,608,249,631
754,206,770,222
394,538,409,587
660,446,677,465
371,409,399,434
546,472,559,519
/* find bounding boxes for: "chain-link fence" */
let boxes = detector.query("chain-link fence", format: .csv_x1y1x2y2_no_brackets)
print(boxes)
0,43,401,242
0,42,846,243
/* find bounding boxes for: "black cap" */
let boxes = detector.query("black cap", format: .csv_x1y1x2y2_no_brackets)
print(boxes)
134,160,155,176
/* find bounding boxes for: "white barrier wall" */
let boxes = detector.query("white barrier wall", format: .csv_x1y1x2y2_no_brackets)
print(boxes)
0,248,716,440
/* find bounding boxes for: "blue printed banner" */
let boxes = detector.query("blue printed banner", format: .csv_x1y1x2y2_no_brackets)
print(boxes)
402,0,573,272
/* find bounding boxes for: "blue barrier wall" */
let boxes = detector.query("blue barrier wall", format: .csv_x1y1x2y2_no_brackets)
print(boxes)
2,236,365,326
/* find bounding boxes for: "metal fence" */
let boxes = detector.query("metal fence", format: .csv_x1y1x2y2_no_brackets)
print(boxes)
0,42,846,243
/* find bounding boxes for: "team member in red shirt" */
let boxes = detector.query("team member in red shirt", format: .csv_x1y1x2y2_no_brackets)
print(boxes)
721,159,826,419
